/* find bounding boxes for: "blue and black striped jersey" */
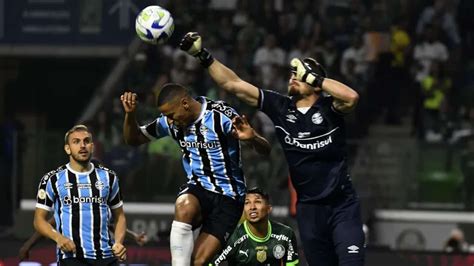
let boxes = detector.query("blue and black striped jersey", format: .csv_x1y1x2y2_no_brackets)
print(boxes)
140,97,246,200
36,162,122,260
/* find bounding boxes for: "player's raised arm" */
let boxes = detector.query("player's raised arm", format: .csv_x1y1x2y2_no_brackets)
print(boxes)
121,92,149,146
180,32,260,107
291,58,359,113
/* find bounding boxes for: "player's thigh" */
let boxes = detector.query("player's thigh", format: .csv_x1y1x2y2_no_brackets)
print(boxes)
192,232,222,265
174,191,202,224
332,198,365,266
201,193,243,247
296,202,337,266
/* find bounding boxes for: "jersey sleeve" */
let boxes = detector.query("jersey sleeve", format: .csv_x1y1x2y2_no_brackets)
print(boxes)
139,115,170,140
258,89,288,119
212,101,240,135
35,173,55,212
108,173,123,209
286,229,299,265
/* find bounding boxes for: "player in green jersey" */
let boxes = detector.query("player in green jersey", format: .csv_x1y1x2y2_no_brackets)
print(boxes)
213,187,299,265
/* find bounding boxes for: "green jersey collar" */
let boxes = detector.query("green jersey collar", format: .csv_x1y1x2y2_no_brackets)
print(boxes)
244,220,272,242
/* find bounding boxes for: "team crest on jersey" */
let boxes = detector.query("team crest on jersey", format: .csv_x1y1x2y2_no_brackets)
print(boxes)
199,124,209,135
95,181,105,190
312,112,323,124
256,246,267,263
273,244,286,259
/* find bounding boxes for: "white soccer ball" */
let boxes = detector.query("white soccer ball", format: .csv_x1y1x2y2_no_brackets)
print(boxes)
135,5,174,44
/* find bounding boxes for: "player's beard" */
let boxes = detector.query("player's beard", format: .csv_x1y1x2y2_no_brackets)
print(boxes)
71,152,92,164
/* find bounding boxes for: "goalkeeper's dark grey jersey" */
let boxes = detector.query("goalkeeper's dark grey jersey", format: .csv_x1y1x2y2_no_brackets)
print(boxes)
258,89,353,202
214,220,299,265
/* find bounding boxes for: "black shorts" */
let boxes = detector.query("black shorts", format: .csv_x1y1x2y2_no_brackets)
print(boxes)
179,184,244,246
296,186,365,266
59,257,118,266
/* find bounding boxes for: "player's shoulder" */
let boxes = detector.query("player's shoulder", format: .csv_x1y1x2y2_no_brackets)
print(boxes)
40,164,67,183
270,220,295,233
206,98,238,119
94,162,117,176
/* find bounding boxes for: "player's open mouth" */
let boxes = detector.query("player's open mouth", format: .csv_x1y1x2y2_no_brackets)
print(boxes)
249,212,258,218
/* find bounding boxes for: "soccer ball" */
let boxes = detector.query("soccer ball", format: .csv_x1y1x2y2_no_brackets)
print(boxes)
135,5,174,44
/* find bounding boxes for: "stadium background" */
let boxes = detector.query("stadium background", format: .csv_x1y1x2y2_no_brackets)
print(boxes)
0,0,473,265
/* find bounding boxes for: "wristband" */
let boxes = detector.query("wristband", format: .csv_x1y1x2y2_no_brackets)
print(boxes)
196,48,214,68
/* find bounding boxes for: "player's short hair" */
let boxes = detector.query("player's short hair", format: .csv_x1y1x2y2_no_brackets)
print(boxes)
156,83,189,107
64,124,90,144
303,57,327,78
246,187,270,203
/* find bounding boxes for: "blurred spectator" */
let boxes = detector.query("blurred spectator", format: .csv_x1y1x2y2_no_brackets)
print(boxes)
236,18,264,54
313,39,339,75
416,0,461,47
420,61,451,141
443,228,474,253
413,25,449,83
287,37,311,62
340,34,368,80
276,14,297,51
253,34,286,88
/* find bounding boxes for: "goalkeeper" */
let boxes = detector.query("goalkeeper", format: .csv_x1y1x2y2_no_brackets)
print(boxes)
181,32,365,266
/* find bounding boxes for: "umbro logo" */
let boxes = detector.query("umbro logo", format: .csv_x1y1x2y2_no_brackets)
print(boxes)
286,114,297,123
347,245,359,254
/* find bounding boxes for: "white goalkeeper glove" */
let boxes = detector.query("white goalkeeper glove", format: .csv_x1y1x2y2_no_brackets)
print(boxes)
179,32,214,67
290,58,325,88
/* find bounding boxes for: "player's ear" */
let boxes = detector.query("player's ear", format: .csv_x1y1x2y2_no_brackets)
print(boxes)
64,144,71,155
267,204,273,214
181,97,190,110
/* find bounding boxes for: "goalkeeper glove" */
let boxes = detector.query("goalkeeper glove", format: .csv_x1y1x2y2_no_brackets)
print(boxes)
179,32,214,68
290,58,325,88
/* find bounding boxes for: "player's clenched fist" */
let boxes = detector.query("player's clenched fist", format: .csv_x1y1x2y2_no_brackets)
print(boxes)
120,92,138,113
180,32,214,67
112,243,127,261
180,32,202,56
290,58,325,88
56,235,76,254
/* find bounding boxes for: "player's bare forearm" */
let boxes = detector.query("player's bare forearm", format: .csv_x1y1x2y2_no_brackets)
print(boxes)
248,132,271,156
321,78,359,113
208,60,259,107
113,207,127,245
33,209,62,243
123,112,147,146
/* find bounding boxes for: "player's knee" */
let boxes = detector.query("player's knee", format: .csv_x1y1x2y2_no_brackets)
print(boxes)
175,197,200,223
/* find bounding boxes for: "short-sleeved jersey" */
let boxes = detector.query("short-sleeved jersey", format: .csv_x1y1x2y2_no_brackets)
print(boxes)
36,162,123,260
214,220,299,265
258,89,351,202
140,97,246,200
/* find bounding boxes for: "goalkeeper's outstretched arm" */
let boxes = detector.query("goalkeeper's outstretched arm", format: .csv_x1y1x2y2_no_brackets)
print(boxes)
180,32,260,107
